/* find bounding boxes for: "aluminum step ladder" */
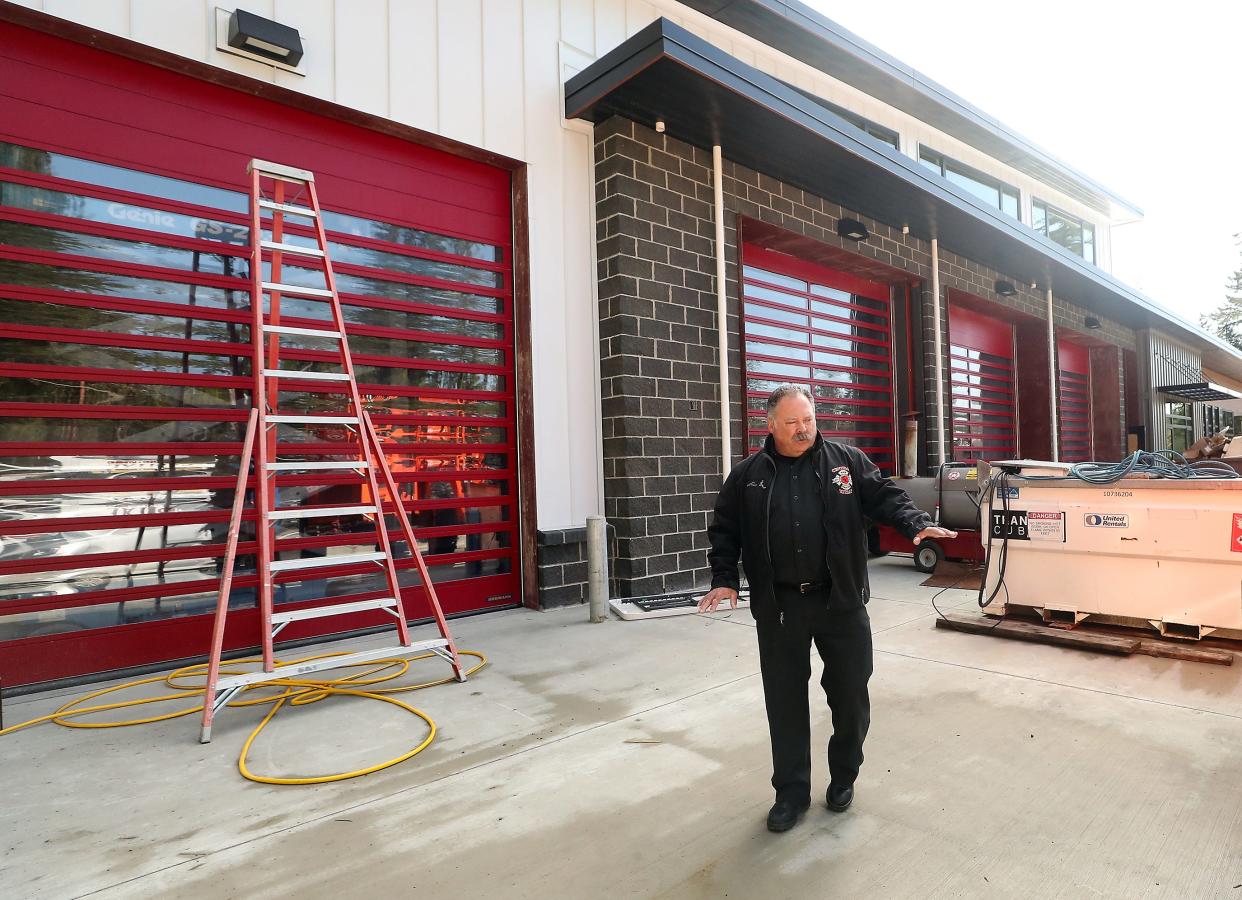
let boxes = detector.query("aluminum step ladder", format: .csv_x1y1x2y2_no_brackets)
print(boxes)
199,159,466,743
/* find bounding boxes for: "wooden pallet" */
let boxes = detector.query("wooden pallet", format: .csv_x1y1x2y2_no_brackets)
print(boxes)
934,612,1235,666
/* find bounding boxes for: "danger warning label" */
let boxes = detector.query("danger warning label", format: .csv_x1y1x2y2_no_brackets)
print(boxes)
989,509,1066,543
1232,514,1242,554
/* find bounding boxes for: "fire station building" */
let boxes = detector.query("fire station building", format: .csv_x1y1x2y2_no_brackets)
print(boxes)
1,0,1239,687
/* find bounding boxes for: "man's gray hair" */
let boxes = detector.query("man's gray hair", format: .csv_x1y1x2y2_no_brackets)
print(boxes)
765,383,814,420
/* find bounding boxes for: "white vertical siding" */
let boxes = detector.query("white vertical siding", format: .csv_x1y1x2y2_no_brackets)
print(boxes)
522,0,572,527
388,0,439,132
436,0,484,147
560,0,595,54
274,0,334,96
335,0,389,116
42,0,129,31
481,0,526,161
130,0,206,61
594,0,626,56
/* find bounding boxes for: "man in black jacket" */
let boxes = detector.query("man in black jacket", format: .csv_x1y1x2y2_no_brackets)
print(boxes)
699,383,955,832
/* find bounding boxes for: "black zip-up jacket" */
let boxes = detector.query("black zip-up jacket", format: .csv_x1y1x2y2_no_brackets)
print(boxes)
708,433,932,621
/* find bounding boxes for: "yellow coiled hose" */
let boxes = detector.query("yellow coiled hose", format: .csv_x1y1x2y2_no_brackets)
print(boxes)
0,649,487,785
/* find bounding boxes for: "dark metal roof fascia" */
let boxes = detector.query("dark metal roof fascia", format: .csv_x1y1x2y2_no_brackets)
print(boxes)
566,18,1242,379
676,0,1142,220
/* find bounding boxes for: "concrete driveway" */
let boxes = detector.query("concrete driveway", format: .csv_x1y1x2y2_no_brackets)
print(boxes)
4,558,1241,898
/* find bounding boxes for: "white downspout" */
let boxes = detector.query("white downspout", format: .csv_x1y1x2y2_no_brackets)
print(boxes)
713,145,732,474
930,238,946,467
1048,287,1059,461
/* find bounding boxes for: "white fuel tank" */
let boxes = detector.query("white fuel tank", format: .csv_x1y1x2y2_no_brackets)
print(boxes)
979,461,1242,639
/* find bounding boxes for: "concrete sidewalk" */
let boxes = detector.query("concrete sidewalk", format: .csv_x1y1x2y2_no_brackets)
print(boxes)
4,558,1242,899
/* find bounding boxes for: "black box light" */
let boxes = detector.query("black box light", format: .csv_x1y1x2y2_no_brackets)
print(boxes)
228,9,304,66
836,218,869,241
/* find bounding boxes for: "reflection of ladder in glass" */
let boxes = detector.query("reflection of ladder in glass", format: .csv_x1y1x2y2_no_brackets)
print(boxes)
199,159,465,743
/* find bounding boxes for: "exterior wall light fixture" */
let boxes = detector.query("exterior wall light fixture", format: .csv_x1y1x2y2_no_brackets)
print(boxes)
994,280,1017,296
836,218,869,241
1084,316,1102,329
227,9,304,66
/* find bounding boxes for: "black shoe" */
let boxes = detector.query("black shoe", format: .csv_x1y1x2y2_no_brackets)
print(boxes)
766,796,811,832
826,783,854,812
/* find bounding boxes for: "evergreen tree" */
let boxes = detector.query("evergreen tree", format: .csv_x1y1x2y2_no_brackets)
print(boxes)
1200,234,1242,350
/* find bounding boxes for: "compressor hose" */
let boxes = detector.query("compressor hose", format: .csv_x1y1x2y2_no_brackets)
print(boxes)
1058,450,1236,484
0,648,487,785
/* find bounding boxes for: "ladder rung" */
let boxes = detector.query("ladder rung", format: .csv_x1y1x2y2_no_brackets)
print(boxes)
257,198,317,218
267,414,359,424
267,505,377,521
260,240,325,258
213,639,450,692
270,551,386,573
271,597,399,625
249,158,316,183
261,281,333,299
263,369,349,382
266,460,370,471
262,324,341,339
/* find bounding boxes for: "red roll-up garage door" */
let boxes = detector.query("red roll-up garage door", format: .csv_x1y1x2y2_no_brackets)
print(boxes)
740,244,897,473
1057,338,1093,462
0,23,519,686
948,303,1017,464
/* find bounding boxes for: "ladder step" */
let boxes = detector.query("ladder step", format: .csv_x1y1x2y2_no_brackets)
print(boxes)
260,239,325,258
267,414,360,424
257,198,317,218
267,504,377,521
214,639,450,692
270,551,386,573
266,460,370,471
262,323,341,339
263,369,350,382
271,597,399,625
261,281,334,299
249,158,316,182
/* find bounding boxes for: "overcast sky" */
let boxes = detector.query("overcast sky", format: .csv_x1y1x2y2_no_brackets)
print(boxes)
809,1,1241,328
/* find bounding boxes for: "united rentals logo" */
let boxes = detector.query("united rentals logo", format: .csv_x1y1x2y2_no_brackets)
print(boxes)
1084,513,1129,528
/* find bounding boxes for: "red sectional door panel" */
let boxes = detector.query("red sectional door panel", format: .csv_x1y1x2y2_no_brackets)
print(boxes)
947,304,1017,465
0,23,517,686
740,244,897,473
1057,339,1093,463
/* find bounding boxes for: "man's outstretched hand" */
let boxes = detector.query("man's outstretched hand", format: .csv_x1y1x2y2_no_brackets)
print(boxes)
913,525,958,544
698,586,739,613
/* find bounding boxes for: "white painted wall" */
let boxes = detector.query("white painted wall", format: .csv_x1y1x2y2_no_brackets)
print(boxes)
20,0,1118,531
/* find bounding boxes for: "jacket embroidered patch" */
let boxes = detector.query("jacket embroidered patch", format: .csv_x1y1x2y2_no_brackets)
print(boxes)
831,466,853,495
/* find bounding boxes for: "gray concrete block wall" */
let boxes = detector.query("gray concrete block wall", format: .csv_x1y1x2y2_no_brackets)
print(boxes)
536,528,589,608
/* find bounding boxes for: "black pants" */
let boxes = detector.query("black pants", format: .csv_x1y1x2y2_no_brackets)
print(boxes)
755,589,873,803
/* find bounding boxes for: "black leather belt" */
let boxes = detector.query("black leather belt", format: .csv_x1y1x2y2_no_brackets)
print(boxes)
777,581,831,594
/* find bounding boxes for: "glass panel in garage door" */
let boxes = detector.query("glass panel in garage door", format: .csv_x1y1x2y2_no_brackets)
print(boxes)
948,304,1017,465
1057,338,1093,463
0,141,516,647
740,244,896,473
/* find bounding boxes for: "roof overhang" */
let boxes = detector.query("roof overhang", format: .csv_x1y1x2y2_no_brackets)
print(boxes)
676,0,1141,221
1155,383,1242,403
565,18,1242,384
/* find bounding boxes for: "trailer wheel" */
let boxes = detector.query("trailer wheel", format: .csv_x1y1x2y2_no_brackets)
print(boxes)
913,541,943,574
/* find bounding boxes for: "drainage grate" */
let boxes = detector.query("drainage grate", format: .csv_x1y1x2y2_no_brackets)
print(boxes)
627,590,750,612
